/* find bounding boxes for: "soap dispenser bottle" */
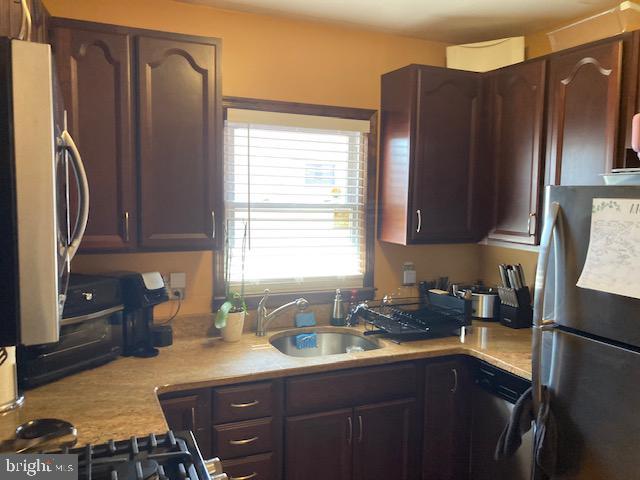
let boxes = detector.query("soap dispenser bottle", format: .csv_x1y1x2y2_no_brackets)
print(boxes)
331,289,347,326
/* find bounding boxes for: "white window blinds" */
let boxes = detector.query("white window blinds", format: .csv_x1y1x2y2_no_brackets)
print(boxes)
224,109,370,294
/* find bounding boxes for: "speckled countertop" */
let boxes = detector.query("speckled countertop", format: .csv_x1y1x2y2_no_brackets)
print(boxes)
0,317,531,447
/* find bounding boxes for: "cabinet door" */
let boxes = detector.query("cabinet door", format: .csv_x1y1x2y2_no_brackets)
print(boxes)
160,390,212,458
285,409,352,480
546,39,622,186
488,60,546,244
423,359,471,480
136,35,222,250
412,67,483,243
353,398,417,480
52,25,137,251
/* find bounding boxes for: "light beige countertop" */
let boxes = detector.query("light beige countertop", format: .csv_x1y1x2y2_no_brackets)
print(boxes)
0,318,531,447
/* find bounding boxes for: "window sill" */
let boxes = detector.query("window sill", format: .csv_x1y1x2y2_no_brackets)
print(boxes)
212,287,376,311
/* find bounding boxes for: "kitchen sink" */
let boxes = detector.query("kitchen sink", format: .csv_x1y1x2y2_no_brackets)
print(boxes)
269,328,382,357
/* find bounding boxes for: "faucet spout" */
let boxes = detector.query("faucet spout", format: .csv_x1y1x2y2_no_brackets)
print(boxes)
256,290,309,336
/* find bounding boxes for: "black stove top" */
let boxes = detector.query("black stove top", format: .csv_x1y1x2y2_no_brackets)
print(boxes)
59,431,208,480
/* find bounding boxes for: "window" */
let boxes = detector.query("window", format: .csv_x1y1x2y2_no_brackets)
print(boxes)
221,100,376,297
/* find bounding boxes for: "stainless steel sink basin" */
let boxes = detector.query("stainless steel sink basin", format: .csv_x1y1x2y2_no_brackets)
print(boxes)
269,328,382,357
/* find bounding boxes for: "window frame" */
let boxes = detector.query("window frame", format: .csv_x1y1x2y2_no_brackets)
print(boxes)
214,97,378,309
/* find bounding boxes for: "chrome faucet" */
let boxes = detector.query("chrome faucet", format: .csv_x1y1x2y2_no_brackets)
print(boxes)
256,289,309,337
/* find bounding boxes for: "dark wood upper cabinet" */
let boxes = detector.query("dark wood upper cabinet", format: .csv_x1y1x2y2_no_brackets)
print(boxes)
52,24,137,251
379,65,486,245
137,35,222,250
488,60,546,244
546,38,625,186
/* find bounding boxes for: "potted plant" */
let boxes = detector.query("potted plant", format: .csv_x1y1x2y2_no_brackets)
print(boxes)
215,222,247,342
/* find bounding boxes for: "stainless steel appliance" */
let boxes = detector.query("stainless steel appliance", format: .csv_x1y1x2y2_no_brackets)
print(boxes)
0,38,88,347
470,360,533,480
460,285,500,320
532,185,640,479
17,274,123,389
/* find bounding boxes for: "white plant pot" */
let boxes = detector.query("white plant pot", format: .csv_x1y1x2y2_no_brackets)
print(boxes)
221,311,246,342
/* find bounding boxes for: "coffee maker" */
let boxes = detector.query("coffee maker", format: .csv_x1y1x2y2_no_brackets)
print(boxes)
115,272,169,357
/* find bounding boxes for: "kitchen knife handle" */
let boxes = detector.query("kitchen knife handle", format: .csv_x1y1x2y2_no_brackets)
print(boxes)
416,209,422,233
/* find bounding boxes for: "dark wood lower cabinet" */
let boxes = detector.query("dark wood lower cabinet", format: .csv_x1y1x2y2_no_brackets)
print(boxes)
353,399,418,480
223,452,276,480
159,389,212,459
423,359,472,480
285,408,353,480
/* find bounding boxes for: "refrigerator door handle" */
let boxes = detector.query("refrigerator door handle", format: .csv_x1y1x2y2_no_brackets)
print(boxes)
61,129,89,262
532,201,561,410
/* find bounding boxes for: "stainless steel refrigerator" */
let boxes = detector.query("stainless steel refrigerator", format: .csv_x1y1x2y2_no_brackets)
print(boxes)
532,185,640,480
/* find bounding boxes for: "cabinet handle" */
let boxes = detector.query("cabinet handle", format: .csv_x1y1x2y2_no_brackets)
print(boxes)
211,211,216,239
18,0,32,41
528,212,536,236
416,209,422,233
229,436,258,446
357,415,363,443
230,473,258,480
230,400,259,409
124,211,130,242
190,407,196,429
451,368,458,394
347,416,353,445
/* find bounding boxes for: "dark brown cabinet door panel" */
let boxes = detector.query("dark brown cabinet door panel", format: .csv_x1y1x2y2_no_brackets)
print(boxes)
423,359,471,480
412,67,483,243
285,409,352,480
488,60,546,244
546,39,622,186
159,389,212,459
137,35,221,250
353,398,418,480
52,25,136,251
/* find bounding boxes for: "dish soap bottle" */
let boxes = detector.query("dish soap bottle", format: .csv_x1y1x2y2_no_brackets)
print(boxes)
331,289,347,326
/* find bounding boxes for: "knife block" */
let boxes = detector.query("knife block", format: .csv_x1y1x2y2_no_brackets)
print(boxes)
498,287,532,329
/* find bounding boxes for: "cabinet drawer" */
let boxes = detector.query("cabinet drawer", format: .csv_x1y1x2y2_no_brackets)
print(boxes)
213,382,274,423
223,452,275,480
286,362,417,415
213,417,273,459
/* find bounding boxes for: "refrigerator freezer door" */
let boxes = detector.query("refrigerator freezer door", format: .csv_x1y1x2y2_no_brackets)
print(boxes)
547,185,640,348
540,329,640,479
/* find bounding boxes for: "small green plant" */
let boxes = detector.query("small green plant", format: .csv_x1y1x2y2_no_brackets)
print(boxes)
215,221,247,329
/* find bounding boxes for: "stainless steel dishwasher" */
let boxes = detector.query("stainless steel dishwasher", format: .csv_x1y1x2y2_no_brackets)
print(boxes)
470,360,533,480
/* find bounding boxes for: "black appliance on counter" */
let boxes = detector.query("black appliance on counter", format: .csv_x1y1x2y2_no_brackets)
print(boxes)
112,272,170,357
17,274,123,389
53,431,227,480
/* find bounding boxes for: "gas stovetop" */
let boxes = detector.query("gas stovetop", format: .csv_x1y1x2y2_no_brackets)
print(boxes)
58,431,210,480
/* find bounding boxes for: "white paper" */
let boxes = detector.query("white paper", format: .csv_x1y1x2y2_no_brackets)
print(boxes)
577,198,640,299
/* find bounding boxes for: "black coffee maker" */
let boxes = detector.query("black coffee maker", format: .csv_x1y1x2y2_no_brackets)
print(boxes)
114,272,169,357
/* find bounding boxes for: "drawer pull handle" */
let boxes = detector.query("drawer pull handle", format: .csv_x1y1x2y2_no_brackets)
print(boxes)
229,436,258,446
230,400,260,408
230,473,258,480
451,368,458,394
358,415,363,443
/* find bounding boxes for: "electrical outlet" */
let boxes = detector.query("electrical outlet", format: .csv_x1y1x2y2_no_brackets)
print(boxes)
168,288,185,301
167,272,187,301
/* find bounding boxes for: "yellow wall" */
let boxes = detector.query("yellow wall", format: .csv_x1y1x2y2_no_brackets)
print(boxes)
45,0,488,317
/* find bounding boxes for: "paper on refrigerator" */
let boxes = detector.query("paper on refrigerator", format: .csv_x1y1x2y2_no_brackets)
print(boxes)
577,198,640,299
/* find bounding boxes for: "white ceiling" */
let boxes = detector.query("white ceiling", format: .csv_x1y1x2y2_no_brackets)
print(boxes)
177,0,621,43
